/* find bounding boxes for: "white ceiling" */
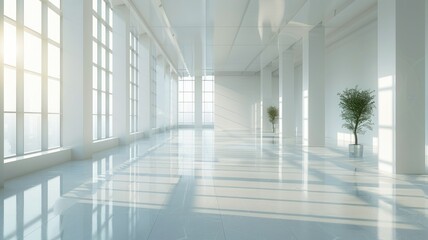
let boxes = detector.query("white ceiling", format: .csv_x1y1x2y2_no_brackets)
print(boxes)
131,0,377,76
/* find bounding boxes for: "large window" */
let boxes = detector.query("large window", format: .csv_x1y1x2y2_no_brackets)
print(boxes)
3,0,61,159
202,75,214,125
178,77,195,125
129,32,139,133
92,0,113,140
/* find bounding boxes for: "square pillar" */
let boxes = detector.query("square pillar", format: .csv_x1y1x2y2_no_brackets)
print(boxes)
261,64,273,133
378,0,425,174
113,6,130,144
0,2,4,188
279,49,295,138
302,24,325,146
62,0,93,160
139,34,151,133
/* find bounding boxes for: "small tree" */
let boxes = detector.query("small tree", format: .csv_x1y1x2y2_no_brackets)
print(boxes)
338,86,375,145
267,106,279,133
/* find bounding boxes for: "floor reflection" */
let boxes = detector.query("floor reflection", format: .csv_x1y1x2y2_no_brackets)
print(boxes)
1,129,427,240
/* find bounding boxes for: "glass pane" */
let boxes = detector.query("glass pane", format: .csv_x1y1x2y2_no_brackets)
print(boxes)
4,67,16,112
101,70,106,91
184,103,193,112
93,0,98,12
109,8,113,26
48,9,60,43
24,0,42,33
24,32,42,73
93,66,98,88
24,113,42,153
204,81,213,92
93,90,98,114
109,30,113,50
101,116,106,138
93,41,98,64
109,52,113,70
24,72,42,112
203,103,213,113
101,47,106,68
49,0,61,9
48,79,61,113
101,0,106,19
92,16,98,38
93,115,98,140
184,81,193,91
184,93,193,102
109,74,113,92
204,93,213,102
4,0,16,20
109,94,113,114
179,81,184,91
48,114,61,149
48,44,61,78
101,24,106,45
109,115,113,137
4,113,16,157
101,92,106,114
4,22,16,66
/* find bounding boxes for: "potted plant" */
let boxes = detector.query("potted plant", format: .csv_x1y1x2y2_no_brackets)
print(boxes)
267,106,279,133
338,86,375,158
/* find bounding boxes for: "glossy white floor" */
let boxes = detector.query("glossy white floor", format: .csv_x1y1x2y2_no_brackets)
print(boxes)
1,129,427,240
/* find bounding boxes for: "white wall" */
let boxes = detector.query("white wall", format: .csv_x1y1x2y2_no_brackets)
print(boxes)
215,75,260,132
325,20,378,147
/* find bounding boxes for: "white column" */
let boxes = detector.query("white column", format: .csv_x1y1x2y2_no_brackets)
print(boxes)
139,34,151,134
261,64,273,133
279,49,295,138
295,65,303,137
113,6,130,144
0,3,4,188
378,0,425,174
195,75,203,128
62,0,93,160
302,24,325,146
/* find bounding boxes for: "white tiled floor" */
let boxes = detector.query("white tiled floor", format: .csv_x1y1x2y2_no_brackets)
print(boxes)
1,129,428,240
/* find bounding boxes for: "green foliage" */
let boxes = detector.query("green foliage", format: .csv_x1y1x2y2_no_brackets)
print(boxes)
338,86,375,145
267,106,279,124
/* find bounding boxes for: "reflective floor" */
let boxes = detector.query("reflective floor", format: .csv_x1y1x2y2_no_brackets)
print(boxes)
1,129,428,240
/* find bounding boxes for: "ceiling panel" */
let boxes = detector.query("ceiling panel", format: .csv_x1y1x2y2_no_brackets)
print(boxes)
206,0,250,27
224,45,265,71
132,0,380,75
160,0,205,27
207,27,239,46
213,46,233,66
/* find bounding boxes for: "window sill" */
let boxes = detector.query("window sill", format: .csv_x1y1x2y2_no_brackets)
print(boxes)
4,148,72,181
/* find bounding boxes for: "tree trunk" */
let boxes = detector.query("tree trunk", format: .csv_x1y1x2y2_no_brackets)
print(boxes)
353,130,358,145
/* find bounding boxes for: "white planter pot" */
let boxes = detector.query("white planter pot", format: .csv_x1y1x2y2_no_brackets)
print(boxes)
349,144,363,158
